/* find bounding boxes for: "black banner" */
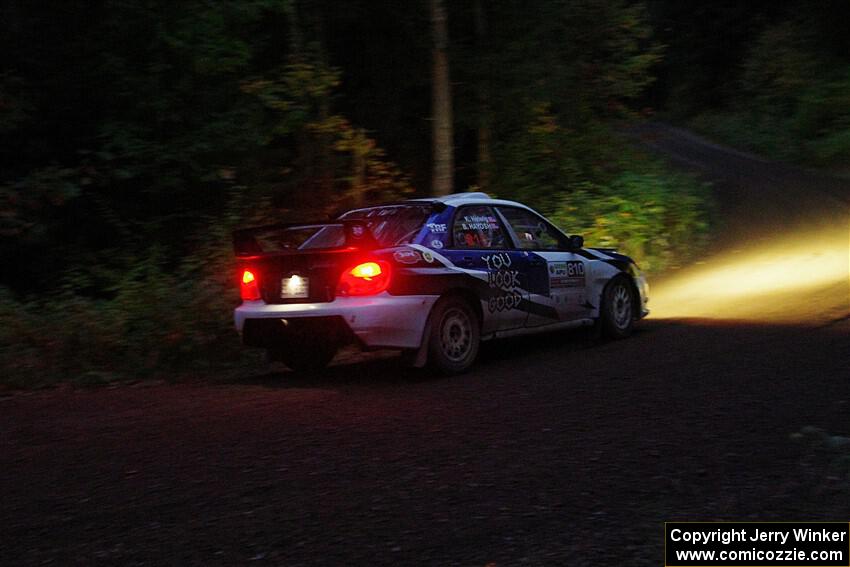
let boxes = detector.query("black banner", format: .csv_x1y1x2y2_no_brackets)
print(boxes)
665,522,850,566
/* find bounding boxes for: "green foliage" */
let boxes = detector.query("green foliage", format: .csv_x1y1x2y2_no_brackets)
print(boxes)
687,10,850,169
0,166,81,239
0,0,712,387
494,103,586,209
487,0,662,113
476,0,709,273
242,63,412,214
242,62,342,137
0,263,241,388
490,97,711,274
0,73,32,135
545,164,711,273
0,189,257,387
0,1,416,387
741,19,818,113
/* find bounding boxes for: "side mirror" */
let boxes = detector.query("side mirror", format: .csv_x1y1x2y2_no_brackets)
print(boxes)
569,234,584,250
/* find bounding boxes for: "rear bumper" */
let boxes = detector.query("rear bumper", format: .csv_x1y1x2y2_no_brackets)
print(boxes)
234,293,437,350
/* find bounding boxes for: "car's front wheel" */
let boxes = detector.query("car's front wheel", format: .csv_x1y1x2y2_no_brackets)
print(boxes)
428,296,480,375
599,276,635,339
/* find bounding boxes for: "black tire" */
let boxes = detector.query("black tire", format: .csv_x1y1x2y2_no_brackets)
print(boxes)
599,276,636,339
427,296,481,375
270,344,337,372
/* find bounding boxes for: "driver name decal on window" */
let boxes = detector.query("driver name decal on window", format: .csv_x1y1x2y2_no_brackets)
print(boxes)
452,206,506,249
460,215,500,231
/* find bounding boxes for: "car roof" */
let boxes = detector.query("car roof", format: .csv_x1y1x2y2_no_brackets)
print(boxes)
407,192,537,212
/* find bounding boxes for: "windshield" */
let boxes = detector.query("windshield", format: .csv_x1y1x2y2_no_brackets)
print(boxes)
339,205,431,247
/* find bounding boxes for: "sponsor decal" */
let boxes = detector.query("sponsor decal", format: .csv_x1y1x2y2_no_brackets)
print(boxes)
393,249,421,265
549,260,585,288
426,222,447,233
421,250,434,263
431,239,444,249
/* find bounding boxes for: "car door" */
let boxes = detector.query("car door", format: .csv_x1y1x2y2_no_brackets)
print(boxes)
496,206,591,327
444,205,529,334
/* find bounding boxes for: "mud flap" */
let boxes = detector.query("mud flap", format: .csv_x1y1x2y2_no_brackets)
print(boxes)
410,309,435,368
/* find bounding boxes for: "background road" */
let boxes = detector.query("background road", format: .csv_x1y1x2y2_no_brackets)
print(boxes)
635,123,849,324
2,126,849,566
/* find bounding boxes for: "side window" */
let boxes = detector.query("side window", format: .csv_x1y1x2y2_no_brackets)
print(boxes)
451,205,507,249
498,207,567,250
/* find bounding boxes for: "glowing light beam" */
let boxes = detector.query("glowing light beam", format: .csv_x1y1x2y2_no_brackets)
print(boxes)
650,226,850,323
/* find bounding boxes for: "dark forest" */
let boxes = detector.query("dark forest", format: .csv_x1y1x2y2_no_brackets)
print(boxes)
1,0,848,384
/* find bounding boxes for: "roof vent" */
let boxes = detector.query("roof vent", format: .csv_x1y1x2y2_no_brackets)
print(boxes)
442,192,491,201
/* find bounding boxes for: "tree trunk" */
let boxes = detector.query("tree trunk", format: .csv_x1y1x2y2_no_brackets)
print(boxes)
474,0,491,191
430,0,453,196
284,0,303,57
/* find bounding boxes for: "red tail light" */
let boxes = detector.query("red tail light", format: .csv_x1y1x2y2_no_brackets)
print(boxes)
337,261,391,296
240,269,261,301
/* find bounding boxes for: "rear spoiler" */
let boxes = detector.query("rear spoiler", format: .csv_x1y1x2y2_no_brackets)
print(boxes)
232,220,378,258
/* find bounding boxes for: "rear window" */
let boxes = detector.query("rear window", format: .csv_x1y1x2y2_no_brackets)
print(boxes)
339,205,431,247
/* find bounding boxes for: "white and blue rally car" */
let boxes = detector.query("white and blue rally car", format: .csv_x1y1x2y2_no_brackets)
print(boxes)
233,193,649,373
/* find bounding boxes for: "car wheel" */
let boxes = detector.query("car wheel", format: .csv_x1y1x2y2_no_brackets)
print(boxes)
600,276,635,339
428,296,480,375
271,344,337,372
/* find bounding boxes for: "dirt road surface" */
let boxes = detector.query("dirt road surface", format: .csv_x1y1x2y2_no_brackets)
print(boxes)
2,125,849,566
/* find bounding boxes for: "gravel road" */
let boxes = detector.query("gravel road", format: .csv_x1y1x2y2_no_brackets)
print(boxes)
2,125,849,566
